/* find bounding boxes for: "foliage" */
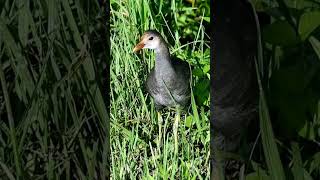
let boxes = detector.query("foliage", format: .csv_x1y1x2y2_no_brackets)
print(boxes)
245,0,320,179
0,0,108,178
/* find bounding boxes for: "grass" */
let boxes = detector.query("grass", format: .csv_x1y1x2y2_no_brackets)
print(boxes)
0,0,109,178
110,0,210,179
3,0,318,179
242,0,320,179
252,3,286,179
211,1,320,179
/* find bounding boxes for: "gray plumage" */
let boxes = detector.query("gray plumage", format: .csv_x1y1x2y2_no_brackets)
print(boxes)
211,0,258,178
133,30,191,110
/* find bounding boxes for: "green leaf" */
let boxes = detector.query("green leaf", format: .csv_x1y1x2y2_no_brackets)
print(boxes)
309,36,320,61
248,161,270,180
203,64,210,74
302,169,314,180
284,0,320,9
190,90,201,130
291,142,304,180
309,152,320,174
299,11,320,40
298,121,315,140
192,68,204,77
263,20,300,46
259,91,286,180
185,115,193,128
194,78,209,105
18,0,29,47
254,4,286,177
0,161,15,180
202,16,210,22
269,64,314,137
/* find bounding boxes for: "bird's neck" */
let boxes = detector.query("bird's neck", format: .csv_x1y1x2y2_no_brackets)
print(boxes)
154,42,175,81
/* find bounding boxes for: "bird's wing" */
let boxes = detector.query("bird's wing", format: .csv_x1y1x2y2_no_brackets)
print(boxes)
145,68,158,96
171,55,191,81
170,55,191,96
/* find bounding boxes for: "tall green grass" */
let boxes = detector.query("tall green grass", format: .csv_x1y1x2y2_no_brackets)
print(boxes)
0,0,108,178
110,0,210,179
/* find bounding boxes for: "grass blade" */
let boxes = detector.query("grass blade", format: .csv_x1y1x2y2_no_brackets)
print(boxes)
251,2,286,179
0,62,21,177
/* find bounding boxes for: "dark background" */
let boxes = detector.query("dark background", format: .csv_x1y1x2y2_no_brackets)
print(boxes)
212,0,320,179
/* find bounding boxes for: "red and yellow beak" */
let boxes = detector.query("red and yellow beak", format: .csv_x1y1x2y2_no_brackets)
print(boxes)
133,41,145,53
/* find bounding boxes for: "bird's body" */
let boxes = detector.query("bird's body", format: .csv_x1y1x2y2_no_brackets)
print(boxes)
146,57,190,109
211,0,258,178
133,30,191,110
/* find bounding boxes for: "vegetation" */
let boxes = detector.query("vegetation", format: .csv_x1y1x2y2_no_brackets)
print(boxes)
1,0,319,179
110,0,210,179
0,0,109,179
228,0,320,179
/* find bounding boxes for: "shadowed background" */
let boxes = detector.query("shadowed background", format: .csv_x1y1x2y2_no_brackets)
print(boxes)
211,0,320,179
0,0,109,178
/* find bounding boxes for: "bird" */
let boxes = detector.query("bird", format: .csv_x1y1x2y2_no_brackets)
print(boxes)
211,0,258,178
133,30,191,110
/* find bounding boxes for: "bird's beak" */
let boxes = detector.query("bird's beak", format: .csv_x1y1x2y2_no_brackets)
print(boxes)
133,41,145,53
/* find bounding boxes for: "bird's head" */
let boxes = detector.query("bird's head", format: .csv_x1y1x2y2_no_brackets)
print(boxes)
133,30,163,53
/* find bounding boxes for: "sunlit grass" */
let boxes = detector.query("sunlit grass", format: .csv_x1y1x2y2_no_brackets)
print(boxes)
110,0,210,179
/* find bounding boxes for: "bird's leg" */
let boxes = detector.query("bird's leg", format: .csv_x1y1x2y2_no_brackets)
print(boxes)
157,111,163,147
173,108,180,157
211,147,225,180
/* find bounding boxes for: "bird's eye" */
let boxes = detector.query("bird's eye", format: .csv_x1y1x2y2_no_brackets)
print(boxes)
149,37,154,40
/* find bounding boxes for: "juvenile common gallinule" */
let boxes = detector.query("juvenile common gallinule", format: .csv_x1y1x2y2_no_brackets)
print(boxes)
133,30,191,110
211,0,258,178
